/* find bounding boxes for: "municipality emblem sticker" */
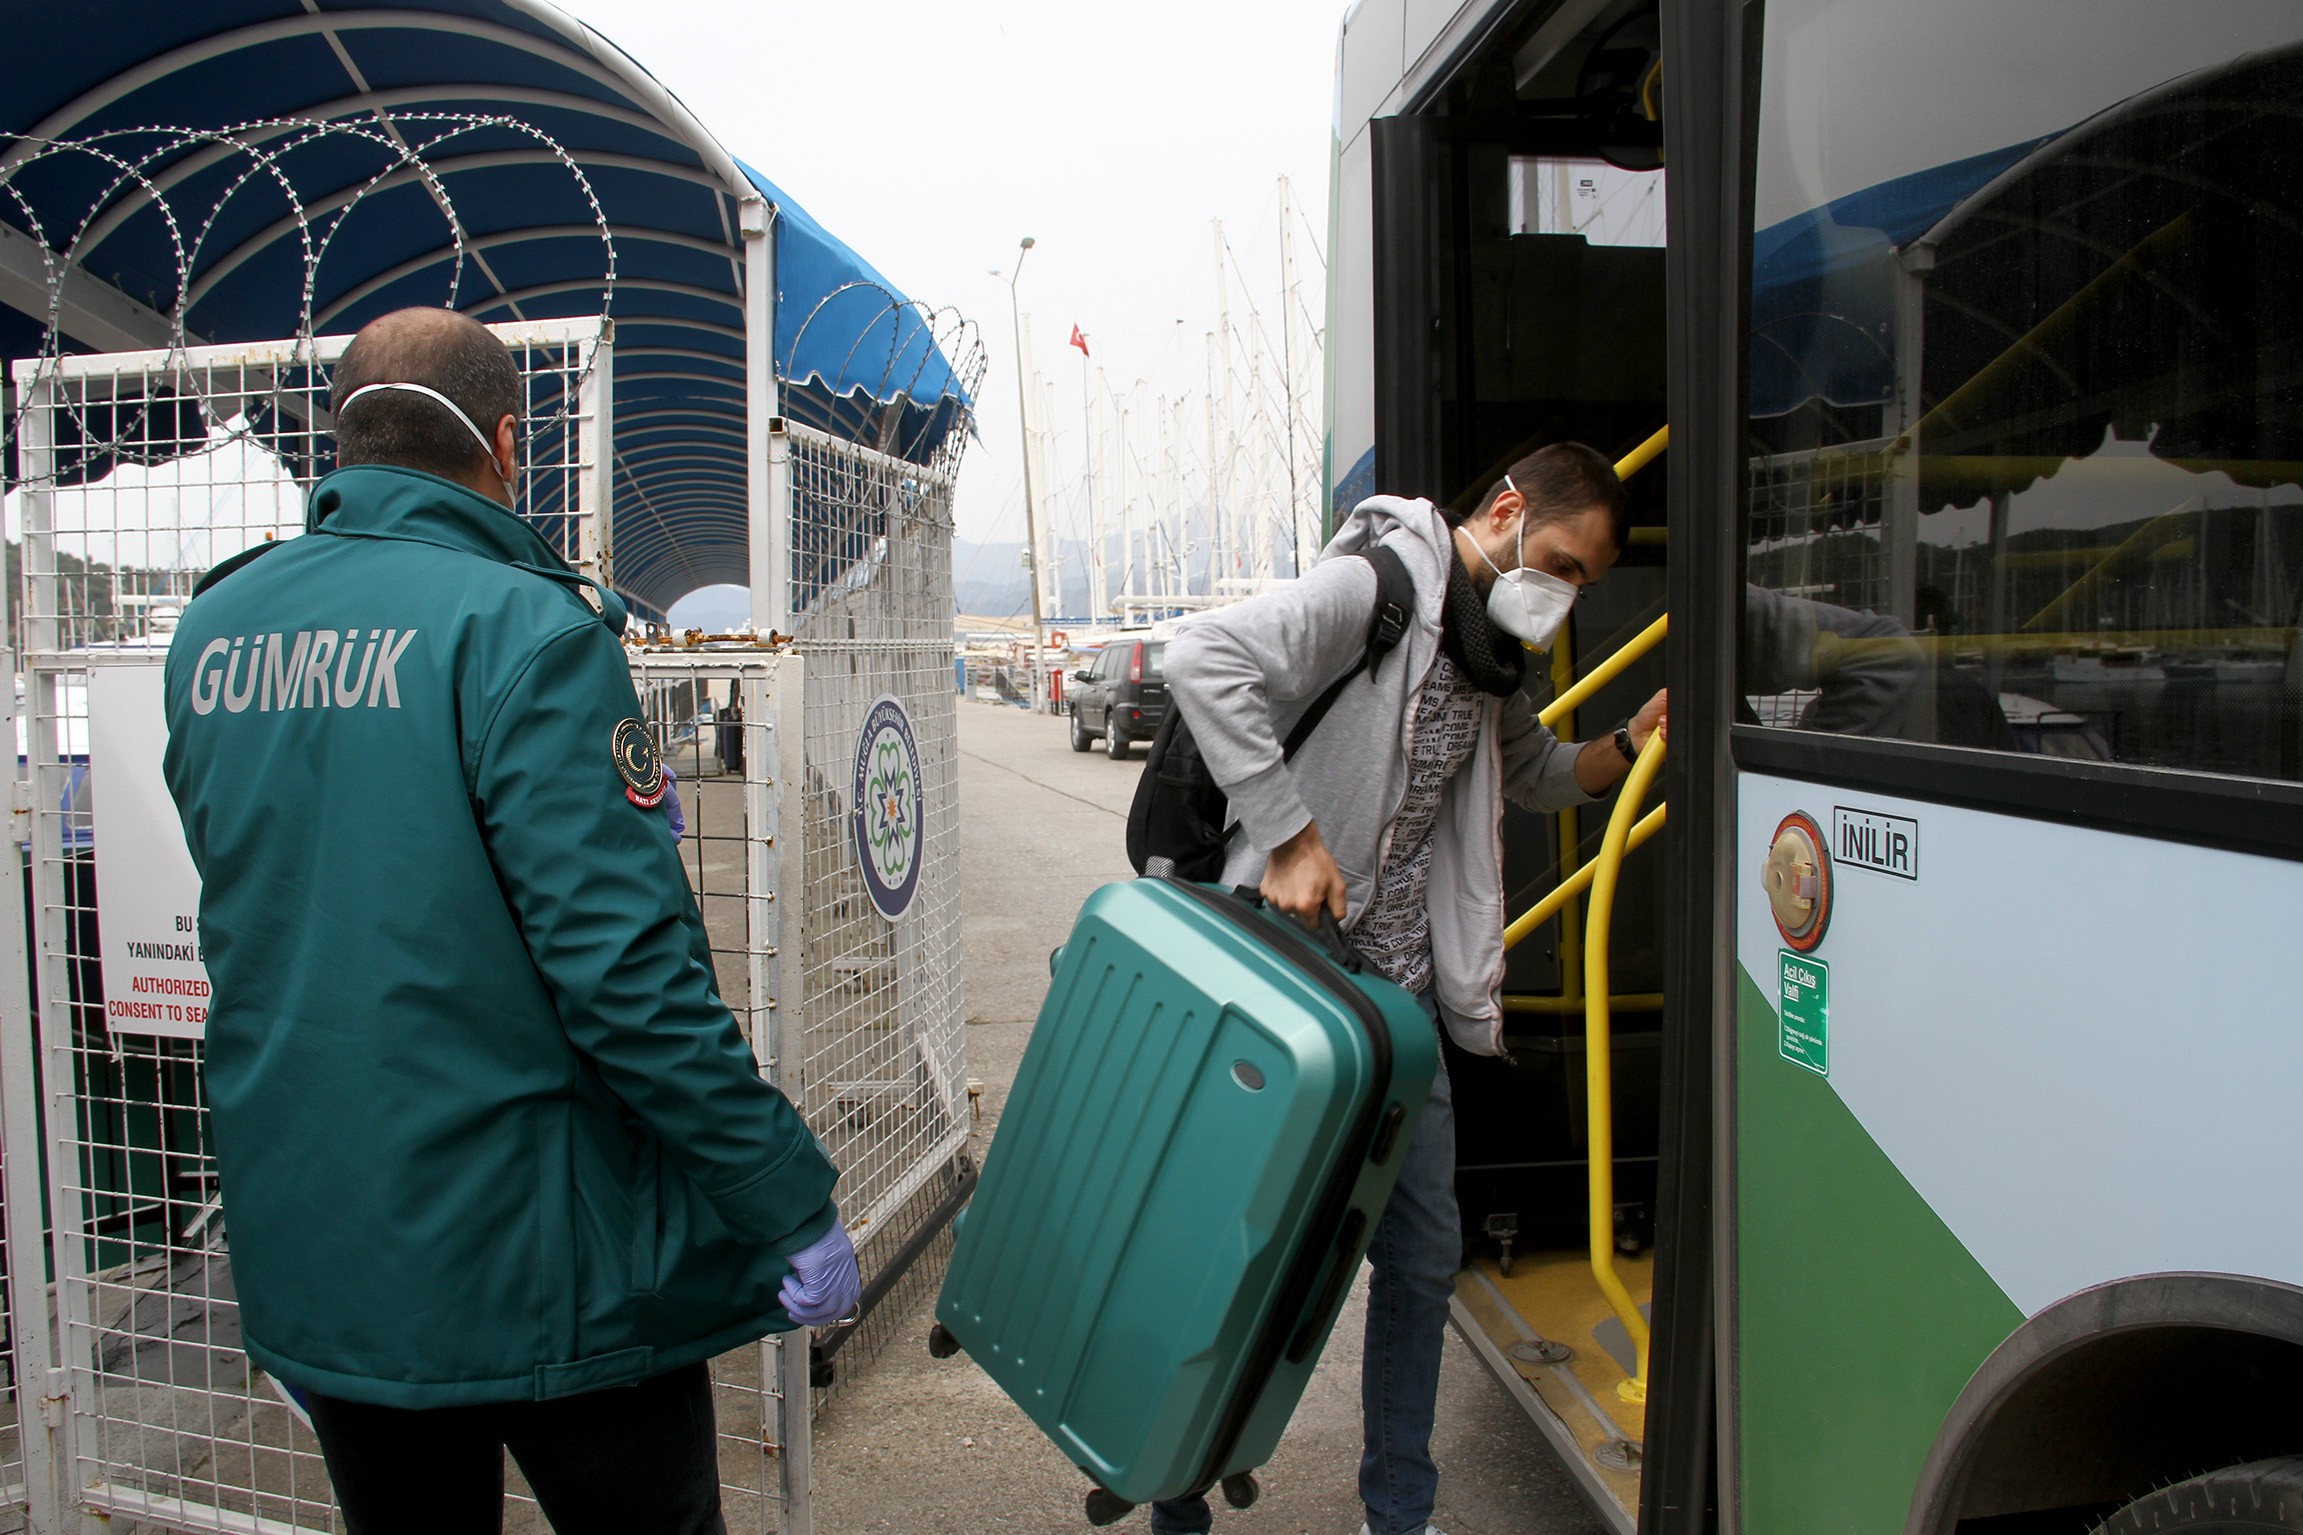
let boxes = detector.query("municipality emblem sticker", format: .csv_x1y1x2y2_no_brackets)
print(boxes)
852,694,923,921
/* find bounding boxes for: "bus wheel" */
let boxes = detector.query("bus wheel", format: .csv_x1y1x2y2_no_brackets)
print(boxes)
2096,1457,2303,1533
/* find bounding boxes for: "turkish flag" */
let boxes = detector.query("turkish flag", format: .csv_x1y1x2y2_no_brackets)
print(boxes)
1069,325,1090,358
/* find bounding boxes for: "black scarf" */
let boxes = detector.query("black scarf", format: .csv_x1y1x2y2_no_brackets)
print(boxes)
1441,550,1526,698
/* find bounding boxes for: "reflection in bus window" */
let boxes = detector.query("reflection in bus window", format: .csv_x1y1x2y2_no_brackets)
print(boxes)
1742,0,2303,781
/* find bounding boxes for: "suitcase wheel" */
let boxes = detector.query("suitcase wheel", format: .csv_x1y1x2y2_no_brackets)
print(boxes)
1220,1472,1262,1510
927,1323,964,1360
1084,1486,1136,1525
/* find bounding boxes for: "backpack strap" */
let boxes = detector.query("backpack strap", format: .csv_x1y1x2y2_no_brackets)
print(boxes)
1360,543,1413,678
1278,543,1417,760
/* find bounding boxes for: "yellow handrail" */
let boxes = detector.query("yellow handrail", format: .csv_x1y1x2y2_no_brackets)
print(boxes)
1585,729,1666,1405
1502,804,1666,950
1491,421,1668,1409
1616,424,1669,481
1539,613,1667,728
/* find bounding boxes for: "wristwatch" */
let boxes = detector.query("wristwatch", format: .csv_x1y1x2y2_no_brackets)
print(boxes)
1612,723,1640,765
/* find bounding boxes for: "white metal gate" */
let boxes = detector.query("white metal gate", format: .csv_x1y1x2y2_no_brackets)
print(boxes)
623,651,811,1533
1,320,609,1534
0,331,972,1533
610,419,977,1524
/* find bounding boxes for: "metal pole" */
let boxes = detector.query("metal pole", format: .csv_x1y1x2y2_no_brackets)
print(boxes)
1249,347,1273,586
0,646,63,1531
742,197,786,635
1213,220,1239,598
577,317,614,589
1043,379,1064,620
1000,240,1046,712
1278,175,1309,576
1173,395,1190,599
761,651,813,1534
1204,332,1221,599
1085,360,1105,625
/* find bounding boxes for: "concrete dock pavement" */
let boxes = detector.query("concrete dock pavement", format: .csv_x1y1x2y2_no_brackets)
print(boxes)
807,698,1607,1535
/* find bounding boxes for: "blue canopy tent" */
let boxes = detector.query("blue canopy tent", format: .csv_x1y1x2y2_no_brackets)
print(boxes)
1752,37,2303,523
0,0,969,622
1749,140,2048,424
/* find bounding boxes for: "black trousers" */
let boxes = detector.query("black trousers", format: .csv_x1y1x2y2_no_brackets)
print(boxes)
304,1362,726,1535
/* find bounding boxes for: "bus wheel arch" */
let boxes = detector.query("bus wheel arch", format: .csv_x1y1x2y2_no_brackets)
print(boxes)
1907,1273,2303,1534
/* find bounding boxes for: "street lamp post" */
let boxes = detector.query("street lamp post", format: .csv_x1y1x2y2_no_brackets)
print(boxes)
997,237,1048,714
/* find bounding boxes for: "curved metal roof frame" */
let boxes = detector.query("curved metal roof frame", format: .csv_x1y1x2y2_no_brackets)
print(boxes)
0,0,974,618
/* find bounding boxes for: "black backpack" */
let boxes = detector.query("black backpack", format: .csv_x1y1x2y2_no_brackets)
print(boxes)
1126,545,1415,880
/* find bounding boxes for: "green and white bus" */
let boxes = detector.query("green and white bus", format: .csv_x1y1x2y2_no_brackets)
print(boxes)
1325,2,2303,1532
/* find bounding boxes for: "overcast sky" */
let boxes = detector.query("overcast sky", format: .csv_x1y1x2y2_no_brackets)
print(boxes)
562,0,1347,617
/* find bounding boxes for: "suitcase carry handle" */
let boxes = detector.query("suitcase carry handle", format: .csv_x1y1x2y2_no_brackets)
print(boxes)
1226,887,1367,975
1284,1208,1369,1363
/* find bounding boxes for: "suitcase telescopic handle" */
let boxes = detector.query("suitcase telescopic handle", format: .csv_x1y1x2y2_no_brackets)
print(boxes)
1226,886,1367,974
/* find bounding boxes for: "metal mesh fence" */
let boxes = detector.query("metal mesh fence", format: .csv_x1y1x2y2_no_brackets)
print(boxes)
608,652,805,1533
783,422,969,1354
4,321,607,1533
26,653,343,1531
1744,440,1893,611
8,322,607,661
1746,441,1897,721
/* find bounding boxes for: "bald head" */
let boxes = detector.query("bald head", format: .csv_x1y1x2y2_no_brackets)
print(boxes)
331,307,521,500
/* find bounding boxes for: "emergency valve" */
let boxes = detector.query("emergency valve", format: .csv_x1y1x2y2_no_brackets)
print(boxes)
1763,812,1832,952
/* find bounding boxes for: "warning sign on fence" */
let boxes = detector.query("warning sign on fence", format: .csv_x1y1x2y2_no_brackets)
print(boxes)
88,663,210,1040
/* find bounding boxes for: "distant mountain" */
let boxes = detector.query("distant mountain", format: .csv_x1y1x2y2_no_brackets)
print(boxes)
952,536,1132,620
952,516,1290,620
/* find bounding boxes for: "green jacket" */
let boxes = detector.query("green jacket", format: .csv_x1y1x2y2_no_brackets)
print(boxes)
163,465,839,1408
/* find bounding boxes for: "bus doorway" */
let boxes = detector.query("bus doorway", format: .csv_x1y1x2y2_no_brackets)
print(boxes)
1343,3,1678,1526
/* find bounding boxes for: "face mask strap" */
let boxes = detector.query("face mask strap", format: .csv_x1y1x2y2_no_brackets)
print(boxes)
1506,473,1530,575
1470,474,1524,581
339,381,515,492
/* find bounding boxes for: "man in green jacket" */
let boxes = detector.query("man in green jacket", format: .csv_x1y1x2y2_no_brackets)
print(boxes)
163,308,855,1534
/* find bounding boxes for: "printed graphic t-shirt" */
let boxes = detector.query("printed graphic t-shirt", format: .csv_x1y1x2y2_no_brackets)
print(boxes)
1353,650,1485,997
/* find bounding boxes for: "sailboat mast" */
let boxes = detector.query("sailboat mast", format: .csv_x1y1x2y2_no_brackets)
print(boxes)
1278,173,1310,576
1088,363,1109,624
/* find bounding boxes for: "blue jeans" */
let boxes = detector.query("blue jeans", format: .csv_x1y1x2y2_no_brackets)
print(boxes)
1152,993,1458,1535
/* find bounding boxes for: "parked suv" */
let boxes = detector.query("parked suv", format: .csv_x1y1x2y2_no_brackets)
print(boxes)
1069,638,1167,758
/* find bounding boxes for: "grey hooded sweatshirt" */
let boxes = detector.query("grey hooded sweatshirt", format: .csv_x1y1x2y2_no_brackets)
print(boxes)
1162,495,1597,1057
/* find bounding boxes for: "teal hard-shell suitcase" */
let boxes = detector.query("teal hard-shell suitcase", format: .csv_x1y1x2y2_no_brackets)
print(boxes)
931,878,1439,1522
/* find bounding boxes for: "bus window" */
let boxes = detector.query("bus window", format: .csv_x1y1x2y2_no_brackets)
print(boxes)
1507,158,1666,248
1741,0,2303,781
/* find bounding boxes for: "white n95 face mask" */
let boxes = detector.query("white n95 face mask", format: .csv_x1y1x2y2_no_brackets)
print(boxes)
1486,563,1578,651
1471,475,1579,651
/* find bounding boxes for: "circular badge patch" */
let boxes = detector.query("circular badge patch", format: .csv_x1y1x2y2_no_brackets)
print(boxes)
851,694,924,921
613,718,667,808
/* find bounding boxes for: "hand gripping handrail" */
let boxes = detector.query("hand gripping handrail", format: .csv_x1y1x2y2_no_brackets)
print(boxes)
1585,728,1666,1405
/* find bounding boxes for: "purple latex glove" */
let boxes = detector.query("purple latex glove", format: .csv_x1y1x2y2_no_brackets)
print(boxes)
661,764,686,841
778,1220,860,1326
